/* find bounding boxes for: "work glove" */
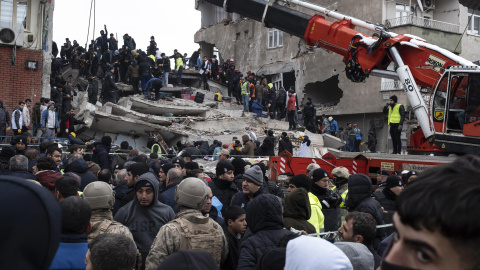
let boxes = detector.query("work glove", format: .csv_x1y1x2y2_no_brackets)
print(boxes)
18,129,22,134
398,125,402,132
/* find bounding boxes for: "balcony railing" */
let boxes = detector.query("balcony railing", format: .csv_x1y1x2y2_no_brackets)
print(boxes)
385,16,460,33
381,80,404,91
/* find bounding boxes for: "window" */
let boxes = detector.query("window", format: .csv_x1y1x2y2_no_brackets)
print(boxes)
395,4,411,18
268,28,283,49
236,32,240,40
468,9,480,36
0,0,29,29
244,30,249,39
272,73,283,90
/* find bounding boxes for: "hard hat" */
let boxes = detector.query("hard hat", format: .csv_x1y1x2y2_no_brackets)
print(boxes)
331,166,350,179
328,116,333,121
70,132,76,138
82,182,115,210
174,177,208,210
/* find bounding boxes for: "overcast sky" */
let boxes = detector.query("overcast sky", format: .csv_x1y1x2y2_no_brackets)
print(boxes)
53,0,201,56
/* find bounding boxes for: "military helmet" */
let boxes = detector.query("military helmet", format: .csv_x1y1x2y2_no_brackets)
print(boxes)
174,177,208,210
82,181,115,210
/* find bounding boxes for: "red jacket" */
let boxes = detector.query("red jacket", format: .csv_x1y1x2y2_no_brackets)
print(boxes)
287,95,296,111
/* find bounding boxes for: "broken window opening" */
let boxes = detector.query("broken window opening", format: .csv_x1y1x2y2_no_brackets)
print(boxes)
236,32,241,41
304,75,343,108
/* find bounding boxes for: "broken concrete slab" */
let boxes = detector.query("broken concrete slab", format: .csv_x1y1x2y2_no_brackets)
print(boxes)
322,133,346,149
101,102,172,125
118,96,209,117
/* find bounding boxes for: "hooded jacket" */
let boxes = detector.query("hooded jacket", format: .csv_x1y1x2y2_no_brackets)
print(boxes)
346,174,384,227
0,176,61,270
237,194,294,270
278,136,293,155
283,188,316,234
64,159,97,191
334,242,374,270
208,178,238,216
36,170,63,195
259,135,275,156
92,143,111,171
285,236,353,270
231,186,268,210
114,173,175,266
0,101,11,135
241,135,256,157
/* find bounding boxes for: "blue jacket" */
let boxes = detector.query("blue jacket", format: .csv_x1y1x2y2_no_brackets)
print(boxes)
41,109,59,128
160,182,180,210
145,78,162,90
329,120,338,133
49,234,88,270
355,128,363,140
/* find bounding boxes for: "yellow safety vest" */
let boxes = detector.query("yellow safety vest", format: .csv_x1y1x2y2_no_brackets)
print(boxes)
176,57,183,71
340,188,348,208
151,143,162,155
388,104,402,125
241,82,249,95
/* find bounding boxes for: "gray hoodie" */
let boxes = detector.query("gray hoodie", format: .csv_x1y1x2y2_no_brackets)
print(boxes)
114,172,175,266
335,242,374,270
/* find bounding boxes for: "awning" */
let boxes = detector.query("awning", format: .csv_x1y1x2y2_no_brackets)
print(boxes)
256,61,295,76
459,0,480,10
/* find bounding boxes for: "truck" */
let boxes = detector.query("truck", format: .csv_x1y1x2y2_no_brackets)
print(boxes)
203,0,480,155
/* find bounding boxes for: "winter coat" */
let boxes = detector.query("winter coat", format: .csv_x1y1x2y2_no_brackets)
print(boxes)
127,63,140,78
101,71,118,102
112,183,131,216
346,174,383,225
330,120,339,133
92,143,111,171
41,108,59,129
241,138,256,158
0,104,11,135
2,171,38,181
237,194,294,270
35,170,62,195
160,182,180,210
11,106,22,130
278,136,293,155
259,135,275,156
114,173,175,267
276,88,286,106
311,183,342,232
231,186,268,210
208,178,239,216
64,158,98,191
373,188,396,235
158,57,171,72
223,229,241,270
303,103,316,117
283,188,316,234
123,37,136,50
32,103,41,124
49,234,88,270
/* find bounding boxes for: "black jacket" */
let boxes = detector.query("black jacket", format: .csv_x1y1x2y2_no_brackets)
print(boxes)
223,229,241,270
92,144,111,171
346,174,383,226
278,137,293,155
238,194,294,270
2,171,38,181
101,71,118,102
139,61,151,75
303,103,316,117
63,159,97,191
50,87,63,106
208,178,238,216
112,183,130,216
373,188,396,235
231,186,268,210
259,136,275,156
158,57,171,72
108,37,118,51
60,113,85,137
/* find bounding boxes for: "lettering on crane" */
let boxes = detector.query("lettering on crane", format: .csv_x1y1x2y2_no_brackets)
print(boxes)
425,54,446,68
404,78,415,92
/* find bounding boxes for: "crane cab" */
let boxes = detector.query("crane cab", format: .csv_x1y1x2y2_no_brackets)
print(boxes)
429,66,480,153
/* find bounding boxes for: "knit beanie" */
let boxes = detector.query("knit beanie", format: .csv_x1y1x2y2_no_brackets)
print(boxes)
161,163,175,174
185,161,200,171
243,166,264,186
289,174,311,192
253,162,267,178
0,146,15,160
386,175,403,189
171,157,185,169
231,157,246,175
101,136,112,146
312,168,329,182
216,160,234,177
389,95,398,103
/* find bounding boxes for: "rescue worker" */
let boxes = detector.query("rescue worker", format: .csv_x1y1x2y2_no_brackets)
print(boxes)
240,77,249,112
82,181,134,242
145,177,228,269
302,97,316,133
310,168,342,232
150,138,163,156
266,83,276,119
383,95,405,154
101,66,118,105
331,166,350,208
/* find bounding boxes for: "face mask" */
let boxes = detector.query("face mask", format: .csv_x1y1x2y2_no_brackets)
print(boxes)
381,260,420,270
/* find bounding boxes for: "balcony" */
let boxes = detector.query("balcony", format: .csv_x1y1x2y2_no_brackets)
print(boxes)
385,16,460,33
384,16,462,53
381,80,404,91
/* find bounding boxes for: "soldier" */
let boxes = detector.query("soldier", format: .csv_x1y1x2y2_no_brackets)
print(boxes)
145,178,228,269
82,181,134,242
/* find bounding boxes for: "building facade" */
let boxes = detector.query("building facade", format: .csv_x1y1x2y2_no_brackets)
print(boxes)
0,0,54,111
195,0,480,153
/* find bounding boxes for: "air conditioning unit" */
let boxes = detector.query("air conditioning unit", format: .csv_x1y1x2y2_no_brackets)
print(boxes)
0,27,24,47
422,0,435,10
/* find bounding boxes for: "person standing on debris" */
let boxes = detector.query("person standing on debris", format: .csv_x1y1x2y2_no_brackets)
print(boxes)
346,123,356,152
149,36,157,56
259,129,276,156
266,83,277,119
383,95,405,154
87,75,99,105
287,91,297,131
59,107,87,138
211,55,219,81
146,77,163,101
226,64,236,99
139,59,152,96
298,136,311,157
170,49,184,86
127,60,141,95
275,87,287,120
241,134,256,157
329,116,338,136
101,66,119,104
108,33,117,61
240,77,249,112
199,56,211,91
278,132,293,155
158,53,171,86
353,124,363,152
302,98,316,133
122,33,136,51
189,48,201,69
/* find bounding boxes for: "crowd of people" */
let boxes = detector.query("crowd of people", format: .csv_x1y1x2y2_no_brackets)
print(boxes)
1,131,478,270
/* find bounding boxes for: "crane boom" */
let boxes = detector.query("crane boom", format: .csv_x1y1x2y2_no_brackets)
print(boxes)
204,0,478,142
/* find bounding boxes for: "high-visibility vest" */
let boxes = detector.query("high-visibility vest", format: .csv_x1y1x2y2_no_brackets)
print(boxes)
151,143,162,155
241,82,249,95
340,188,348,208
388,104,402,125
